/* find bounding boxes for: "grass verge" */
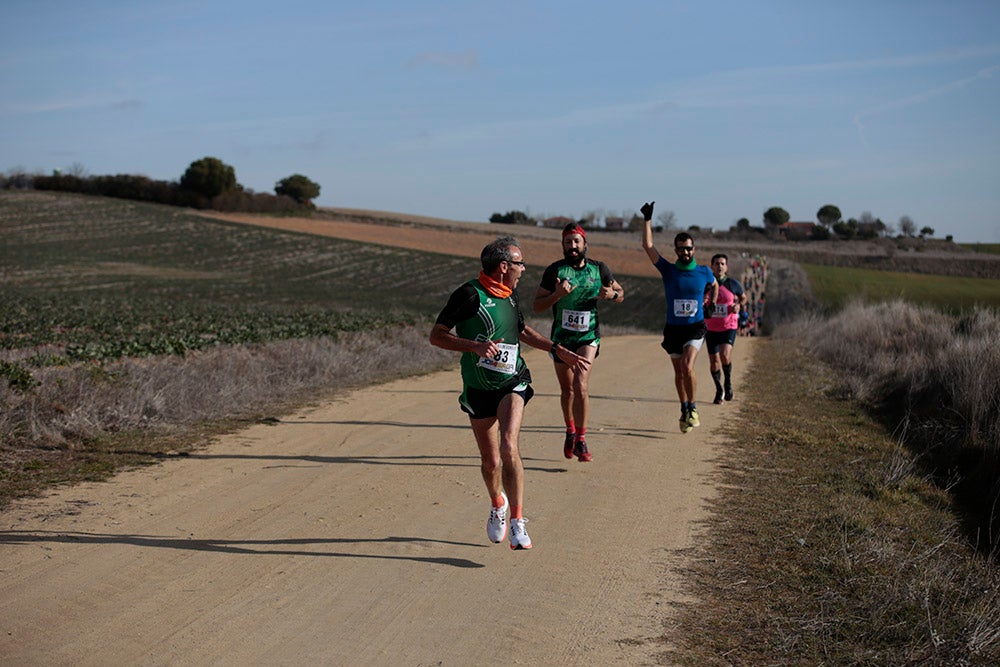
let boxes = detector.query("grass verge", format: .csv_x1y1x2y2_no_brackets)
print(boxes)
0,327,455,510
666,337,1000,664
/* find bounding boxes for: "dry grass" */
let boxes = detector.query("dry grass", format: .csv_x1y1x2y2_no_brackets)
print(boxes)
784,301,1000,550
666,337,1000,665
0,326,454,507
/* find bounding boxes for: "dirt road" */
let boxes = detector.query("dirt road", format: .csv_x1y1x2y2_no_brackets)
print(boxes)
1,335,752,665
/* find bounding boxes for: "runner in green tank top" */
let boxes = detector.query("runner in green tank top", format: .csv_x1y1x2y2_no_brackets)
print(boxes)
431,236,590,551
453,278,530,395
533,223,624,462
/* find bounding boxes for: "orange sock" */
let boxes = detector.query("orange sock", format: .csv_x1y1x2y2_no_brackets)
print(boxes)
510,505,523,519
492,495,505,508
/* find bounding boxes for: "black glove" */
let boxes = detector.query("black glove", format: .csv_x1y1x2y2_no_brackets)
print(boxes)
640,201,655,221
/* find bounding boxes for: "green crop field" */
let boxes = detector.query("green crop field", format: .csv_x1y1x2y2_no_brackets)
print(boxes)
1,191,664,370
961,242,1000,255
803,262,1000,313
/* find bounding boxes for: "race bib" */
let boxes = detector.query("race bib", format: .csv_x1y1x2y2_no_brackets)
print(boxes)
673,299,698,318
561,309,591,332
478,342,519,374
712,303,728,318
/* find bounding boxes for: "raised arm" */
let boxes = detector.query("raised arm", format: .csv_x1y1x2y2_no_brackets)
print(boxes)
640,201,660,265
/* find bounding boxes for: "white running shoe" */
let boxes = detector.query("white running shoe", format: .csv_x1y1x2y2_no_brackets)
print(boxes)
487,492,509,543
509,517,532,550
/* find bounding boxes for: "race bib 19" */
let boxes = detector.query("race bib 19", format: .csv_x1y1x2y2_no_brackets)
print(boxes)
673,299,698,318
561,309,591,332
478,342,519,374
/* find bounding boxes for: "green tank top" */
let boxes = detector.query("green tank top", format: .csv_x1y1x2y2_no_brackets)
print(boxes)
550,261,604,346
454,280,528,391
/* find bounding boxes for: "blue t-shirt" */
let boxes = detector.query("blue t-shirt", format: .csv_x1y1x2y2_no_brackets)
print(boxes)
654,256,716,326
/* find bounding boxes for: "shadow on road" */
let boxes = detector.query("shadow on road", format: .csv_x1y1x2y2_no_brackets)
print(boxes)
0,530,487,569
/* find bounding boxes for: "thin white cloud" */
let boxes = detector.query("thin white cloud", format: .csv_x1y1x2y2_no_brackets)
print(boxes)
662,43,1000,111
854,63,1000,148
737,43,1000,78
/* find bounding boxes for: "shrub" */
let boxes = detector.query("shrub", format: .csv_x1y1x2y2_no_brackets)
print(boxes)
274,174,320,204
784,301,1000,550
0,361,37,393
180,157,237,198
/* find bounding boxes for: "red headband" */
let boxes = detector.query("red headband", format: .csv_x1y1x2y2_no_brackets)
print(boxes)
562,225,586,239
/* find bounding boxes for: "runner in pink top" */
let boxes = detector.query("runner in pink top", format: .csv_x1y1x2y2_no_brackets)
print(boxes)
705,254,746,404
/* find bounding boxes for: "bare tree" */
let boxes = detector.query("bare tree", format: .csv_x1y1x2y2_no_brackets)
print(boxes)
656,209,677,231
898,215,916,237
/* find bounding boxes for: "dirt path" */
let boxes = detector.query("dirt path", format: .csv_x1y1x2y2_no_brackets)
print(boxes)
1,335,753,665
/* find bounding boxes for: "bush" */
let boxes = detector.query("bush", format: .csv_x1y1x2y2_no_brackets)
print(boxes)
180,157,237,198
211,189,310,214
0,361,37,393
489,210,536,225
784,301,1000,551
275,174,320,204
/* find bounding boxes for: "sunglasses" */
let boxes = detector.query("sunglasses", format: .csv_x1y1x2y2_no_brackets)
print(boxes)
507,260,526,266
675,245,694,252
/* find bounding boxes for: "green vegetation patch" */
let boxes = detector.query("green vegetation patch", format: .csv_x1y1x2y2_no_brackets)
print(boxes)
803,262,1000,313
1,191,665,367
0,192,477,365
962,243,1000,255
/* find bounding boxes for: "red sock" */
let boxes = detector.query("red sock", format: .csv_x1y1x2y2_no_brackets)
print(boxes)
492,495,505,509
576,427,587,442
511,505,523,519
565,420,575,435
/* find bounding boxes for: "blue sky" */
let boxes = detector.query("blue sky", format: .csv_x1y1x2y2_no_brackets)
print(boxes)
3,1,999,241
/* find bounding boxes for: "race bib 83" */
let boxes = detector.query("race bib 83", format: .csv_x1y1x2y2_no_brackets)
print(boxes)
477,342,519,374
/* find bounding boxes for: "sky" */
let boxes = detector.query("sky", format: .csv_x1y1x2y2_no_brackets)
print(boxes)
2,1,999,242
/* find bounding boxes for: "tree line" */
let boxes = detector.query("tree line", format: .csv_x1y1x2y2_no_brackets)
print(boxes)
490,203,943,242
1,157,322,215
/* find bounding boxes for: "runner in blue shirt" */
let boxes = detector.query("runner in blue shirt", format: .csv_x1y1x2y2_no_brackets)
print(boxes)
640,201,718,433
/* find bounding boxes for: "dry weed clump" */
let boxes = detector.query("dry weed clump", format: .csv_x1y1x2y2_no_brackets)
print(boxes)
782,300,1000,550
0,326,454,505
3,326,453,444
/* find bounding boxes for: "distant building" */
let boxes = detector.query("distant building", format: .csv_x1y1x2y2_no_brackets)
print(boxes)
779,221,817,240
542,216,576,229
604,216,626,231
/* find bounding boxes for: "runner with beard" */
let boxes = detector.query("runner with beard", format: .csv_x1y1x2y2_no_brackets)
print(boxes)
640,201,717,434
533,222,624,462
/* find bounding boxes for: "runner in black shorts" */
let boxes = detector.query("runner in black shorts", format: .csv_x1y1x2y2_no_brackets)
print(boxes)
430,236,590,550
640,202,717,433
705,253,746,403
533,222,624,462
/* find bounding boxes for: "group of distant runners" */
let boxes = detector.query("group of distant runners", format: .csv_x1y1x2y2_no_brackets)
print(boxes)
429,200,762,551
737,256,768,337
